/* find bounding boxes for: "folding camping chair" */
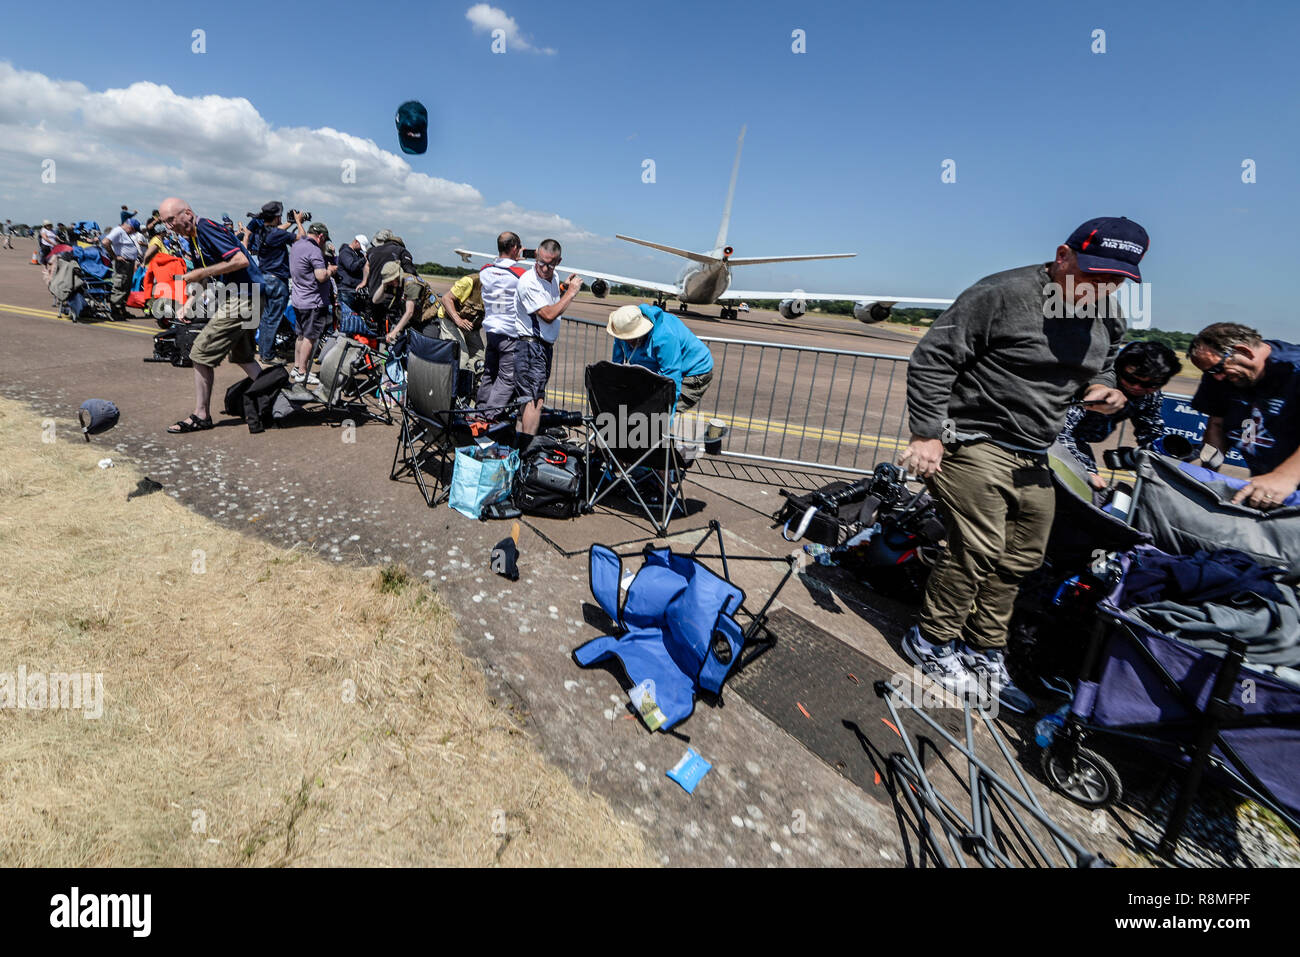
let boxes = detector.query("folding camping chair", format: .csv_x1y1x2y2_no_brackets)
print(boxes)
574,521,798,731
389,330,515,507
313,333,393,425
583,360,690,536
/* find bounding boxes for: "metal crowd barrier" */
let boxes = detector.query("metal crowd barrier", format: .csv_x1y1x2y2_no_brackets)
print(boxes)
552,316,910,481
550,318,1221,487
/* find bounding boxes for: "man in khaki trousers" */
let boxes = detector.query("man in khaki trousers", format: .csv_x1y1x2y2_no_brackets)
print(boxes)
898,216,1148,713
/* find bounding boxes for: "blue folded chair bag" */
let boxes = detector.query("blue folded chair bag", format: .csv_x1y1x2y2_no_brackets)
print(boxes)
575,543,747,731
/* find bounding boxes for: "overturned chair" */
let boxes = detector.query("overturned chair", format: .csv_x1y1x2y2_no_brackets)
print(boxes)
390,330,514,507
574,521,797,731
312,333,394,425
583,360,693,536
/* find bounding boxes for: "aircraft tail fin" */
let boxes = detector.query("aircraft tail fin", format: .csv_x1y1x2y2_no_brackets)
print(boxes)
713,124,746,253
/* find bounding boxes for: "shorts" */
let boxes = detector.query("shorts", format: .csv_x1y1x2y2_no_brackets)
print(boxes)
189,296,257,368
295,304,332,342
477,332,519,409
678,370,713,412
513,337,553,403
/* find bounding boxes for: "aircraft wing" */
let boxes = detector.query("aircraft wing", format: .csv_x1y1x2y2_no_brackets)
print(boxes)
718,288,955,306
724,254,856,266
452,248,680,296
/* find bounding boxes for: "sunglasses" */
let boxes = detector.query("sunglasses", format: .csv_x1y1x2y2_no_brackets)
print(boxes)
1118,369,1162,389
1202,349,1234,377
536,257,561,269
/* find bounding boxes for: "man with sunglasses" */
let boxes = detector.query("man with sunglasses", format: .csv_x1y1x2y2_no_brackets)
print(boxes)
158,196,266,434
898,216,1147,713
1189,322,1300,510
512,238,582,435
1058,340,1180,489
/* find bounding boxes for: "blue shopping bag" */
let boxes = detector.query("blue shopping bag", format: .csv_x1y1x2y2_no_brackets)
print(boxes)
448,444,520,519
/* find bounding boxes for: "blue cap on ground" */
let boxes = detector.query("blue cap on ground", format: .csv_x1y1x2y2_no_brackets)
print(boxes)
78,399,119,440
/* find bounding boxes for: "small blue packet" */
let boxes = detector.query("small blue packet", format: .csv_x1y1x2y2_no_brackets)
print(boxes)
666,748,712,794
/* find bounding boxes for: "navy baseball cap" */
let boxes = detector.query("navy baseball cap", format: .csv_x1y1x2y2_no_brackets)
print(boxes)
395,100,428,155
1065,216,1148,282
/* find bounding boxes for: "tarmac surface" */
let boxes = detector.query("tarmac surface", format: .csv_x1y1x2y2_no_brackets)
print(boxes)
0,248,1281,867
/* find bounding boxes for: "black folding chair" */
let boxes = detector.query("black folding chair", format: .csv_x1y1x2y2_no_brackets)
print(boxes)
583,360,689,535
389,331,514,507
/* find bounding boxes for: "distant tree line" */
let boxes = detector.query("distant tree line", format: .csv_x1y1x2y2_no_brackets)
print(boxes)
408,268,1204,344
415,261,476,278
1123,327,1195,354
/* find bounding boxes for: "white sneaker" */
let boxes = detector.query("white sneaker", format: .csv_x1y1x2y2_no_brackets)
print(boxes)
901,625,974,696
957,643,1036,715
289,369,321,388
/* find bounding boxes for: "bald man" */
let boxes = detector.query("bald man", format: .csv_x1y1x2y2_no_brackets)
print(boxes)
158,197,267,433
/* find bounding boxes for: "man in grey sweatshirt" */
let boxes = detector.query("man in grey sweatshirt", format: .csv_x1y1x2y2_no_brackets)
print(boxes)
898,216,1149,713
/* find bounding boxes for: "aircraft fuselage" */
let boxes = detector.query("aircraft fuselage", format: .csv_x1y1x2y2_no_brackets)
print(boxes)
678,261,732,305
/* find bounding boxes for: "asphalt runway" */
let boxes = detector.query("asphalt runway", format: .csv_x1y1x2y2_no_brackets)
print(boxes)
1,255,1203,487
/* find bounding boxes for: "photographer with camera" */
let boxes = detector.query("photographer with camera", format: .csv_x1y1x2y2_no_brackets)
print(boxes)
336,235,368,313
241,202,304,364
1057,340,1179,489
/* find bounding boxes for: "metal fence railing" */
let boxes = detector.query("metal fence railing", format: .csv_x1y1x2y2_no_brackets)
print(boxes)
550,317,911,481
549,319,1234,488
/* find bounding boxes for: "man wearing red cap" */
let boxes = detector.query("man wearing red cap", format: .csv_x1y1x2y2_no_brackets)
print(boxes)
897,217,1147,713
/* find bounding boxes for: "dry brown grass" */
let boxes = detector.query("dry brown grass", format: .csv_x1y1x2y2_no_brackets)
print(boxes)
0,398,652,867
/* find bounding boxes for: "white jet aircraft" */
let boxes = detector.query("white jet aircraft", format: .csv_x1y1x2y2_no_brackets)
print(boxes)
456,126,952,324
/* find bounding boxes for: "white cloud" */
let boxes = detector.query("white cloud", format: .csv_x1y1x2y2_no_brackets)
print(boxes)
0,61,591,257
464,4,556,55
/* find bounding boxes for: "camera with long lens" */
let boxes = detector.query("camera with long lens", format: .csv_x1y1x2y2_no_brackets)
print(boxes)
286,209,313,223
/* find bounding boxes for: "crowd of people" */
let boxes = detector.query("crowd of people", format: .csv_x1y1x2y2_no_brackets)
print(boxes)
50,198,715,437
15,198,1300,725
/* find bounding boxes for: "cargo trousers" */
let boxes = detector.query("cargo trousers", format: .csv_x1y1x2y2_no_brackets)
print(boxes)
917,440,1055,649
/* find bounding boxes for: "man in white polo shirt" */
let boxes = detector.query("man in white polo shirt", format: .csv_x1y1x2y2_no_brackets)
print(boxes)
513,238,583,435
476,231,528,410
101,217,141,320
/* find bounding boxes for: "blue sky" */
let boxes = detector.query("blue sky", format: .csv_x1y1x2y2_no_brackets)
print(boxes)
1,0,1296,335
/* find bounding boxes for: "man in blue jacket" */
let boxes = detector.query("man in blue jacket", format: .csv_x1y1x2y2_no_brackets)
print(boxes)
606,304,714,412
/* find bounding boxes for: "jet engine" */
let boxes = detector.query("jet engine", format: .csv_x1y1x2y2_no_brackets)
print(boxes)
779,298,807,320
590,278,609,299
853,300,894,324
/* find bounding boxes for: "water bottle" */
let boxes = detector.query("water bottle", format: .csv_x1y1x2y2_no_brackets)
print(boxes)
803,543,836,566
1034,706,1069,748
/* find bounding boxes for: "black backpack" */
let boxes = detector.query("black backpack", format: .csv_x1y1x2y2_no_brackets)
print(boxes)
166,322,205,368
515,435,586,518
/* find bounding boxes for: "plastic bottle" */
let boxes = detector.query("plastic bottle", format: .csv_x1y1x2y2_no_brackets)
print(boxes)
1034,706,1069,748
803,543,837,566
